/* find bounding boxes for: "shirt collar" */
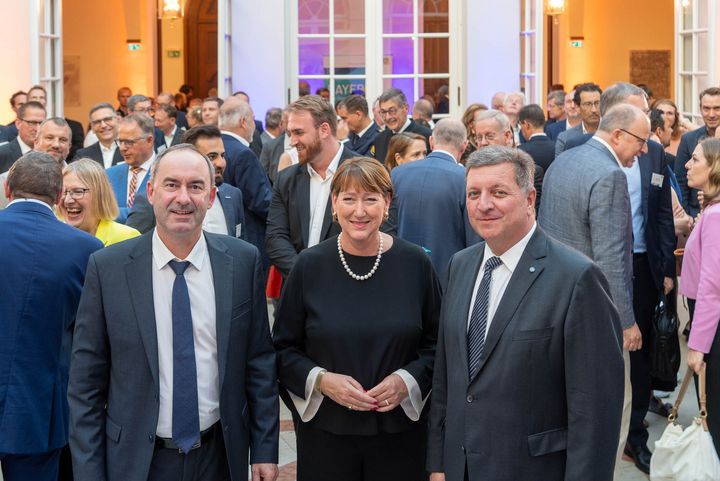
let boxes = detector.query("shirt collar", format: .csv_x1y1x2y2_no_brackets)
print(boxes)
165,125,177,138
529,133,548,139
222,130,250,147
137,153,155,172
591,136,624,168
395,118,412,134
18,137,32,154
357,121,375,138
482,222,537,274
152,228,208,271
431,149,456,163
100,141,117,153
307,143,343,179
7,197,55,213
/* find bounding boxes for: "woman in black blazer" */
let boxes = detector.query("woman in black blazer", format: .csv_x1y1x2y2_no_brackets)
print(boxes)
273,157,440,481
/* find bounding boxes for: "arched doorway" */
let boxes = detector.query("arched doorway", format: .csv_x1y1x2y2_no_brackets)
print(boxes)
185,0,218,98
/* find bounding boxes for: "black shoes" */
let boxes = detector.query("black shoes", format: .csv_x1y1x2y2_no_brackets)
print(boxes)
624,442,652,474
648,395,673,417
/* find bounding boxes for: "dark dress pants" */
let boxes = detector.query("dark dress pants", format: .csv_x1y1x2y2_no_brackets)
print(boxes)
0,448,61,481
296,421,427,481
628,253,659,447
148,425,229,481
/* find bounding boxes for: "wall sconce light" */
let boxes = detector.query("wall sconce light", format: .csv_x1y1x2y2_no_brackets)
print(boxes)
158,0,183,20
546,0,566,16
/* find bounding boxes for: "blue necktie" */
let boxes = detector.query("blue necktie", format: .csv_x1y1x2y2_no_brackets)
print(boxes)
467,256,502,381
168,260,200,453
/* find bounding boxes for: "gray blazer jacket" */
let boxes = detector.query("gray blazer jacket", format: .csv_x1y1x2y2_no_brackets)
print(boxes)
68,232,278,481
554,123,584,157
538,137,635,328
427,228,624,481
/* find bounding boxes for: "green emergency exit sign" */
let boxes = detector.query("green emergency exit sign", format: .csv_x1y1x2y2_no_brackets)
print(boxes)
167,50,181,58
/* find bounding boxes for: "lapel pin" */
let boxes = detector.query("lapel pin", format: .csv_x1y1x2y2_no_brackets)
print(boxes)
529,267,536,273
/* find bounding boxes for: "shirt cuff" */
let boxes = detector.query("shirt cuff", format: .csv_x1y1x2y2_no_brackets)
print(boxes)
394,369,427,422
288,366,325,422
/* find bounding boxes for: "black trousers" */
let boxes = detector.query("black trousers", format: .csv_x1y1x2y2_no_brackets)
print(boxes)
628,253,659,447
148,425,229,481
296,422,428,481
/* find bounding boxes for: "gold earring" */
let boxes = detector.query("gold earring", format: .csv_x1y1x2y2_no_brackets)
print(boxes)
332,211,338,222
384,211,389,221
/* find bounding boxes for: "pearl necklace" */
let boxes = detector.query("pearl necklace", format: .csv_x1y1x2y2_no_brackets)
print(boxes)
337,232,383,281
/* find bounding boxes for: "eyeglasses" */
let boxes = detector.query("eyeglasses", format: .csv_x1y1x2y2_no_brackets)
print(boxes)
63,188,90,199
619,128,649,145
379,107,400,117
475,133,498,144
116,136,150,148
580,101,601,109
90,116,116,127
20,118,43,127
133,107,154,115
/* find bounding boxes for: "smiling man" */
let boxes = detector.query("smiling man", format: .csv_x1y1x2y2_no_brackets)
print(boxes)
72,102,123,168
428,146,624,481
69,144,279,481
371,88,431,164
555,82,603,156
33,118,72,164
0,101,46,173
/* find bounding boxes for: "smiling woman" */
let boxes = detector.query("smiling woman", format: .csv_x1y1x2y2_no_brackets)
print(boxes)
58,158,140,246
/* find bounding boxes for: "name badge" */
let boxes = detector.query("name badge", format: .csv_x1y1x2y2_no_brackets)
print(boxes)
235,223,242,238
651,173,664,187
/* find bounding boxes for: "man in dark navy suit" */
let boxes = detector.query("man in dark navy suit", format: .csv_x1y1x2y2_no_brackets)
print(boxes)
674,86,720,217
518,104,556,172
72,103,123,168
372,88,431,163
2,90,27,143
336,94,378,157
0,152,102,481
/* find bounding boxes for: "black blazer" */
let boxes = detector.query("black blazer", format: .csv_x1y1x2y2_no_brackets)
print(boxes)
265,144,357,277
348,122,379,157
0,138,24,173
66,118,85,162
259,133,286,185
372,119,432,164
519,134,556,172
72,141,124,167
674,126,708,217
153,126,185,151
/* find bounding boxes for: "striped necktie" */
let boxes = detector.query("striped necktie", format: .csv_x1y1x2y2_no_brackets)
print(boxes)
467,256,503,381
127,166,141,208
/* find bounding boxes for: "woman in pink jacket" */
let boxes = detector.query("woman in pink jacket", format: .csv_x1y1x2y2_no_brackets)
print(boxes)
683,137,720,454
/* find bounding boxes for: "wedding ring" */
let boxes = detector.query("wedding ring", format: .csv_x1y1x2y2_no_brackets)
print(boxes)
385,400,390,407
348,404,353,410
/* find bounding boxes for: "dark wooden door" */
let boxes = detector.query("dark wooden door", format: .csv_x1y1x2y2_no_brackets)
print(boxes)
185,0,218,98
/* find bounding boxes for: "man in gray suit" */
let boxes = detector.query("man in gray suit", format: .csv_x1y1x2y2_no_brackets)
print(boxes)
539,103,651,466
428,146,624,481
555,82,602,156
68,144,279,481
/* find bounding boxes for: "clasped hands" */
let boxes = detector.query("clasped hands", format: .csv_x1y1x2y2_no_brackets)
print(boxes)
318,372,408,412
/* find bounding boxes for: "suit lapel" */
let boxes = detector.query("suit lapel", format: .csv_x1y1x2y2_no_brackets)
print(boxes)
298,168,311,248
639,152,651,221
471,230,547,380
125,234,160,390
318,148,351,240
206,234,233,389
216,185,235,235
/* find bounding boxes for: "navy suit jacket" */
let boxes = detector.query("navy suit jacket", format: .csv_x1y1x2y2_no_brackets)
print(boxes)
348,122,379,156
106,162,151,223
0,138,24,174
221,133,272,269
125,183,246,238
72,141,124,167
674,126,708,217
519,134,556,172
68,232,278,481
390,151,480,283
545,120,567,141
2,122,18,142
153,126,185,152
0,201,102,454
372,119,432,164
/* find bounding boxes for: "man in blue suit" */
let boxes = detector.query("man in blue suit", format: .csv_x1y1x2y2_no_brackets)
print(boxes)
106,114,155,223
336,95,379,156
0,152,102,481
391,118,480,283
127,125,246,237
219,97,272,272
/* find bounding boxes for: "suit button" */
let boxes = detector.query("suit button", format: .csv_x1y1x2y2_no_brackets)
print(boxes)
466,395,473,403
224,425,229,432
149,434,154,442
460,445,465,452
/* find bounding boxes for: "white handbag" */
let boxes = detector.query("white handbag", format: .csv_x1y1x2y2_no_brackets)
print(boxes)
650,366,720,481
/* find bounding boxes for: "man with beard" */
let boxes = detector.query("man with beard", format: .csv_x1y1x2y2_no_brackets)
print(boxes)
126,125,245,237
265,95,359,277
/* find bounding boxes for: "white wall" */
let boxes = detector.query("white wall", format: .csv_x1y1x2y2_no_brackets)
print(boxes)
230,0,287,123
0,1,33,123
464,0,521,107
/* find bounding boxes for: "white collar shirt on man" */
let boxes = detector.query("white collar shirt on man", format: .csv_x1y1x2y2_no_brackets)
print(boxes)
151,229,220,437
431,149,457,163
356,121,374,139
592,136,625,169
163,125,177,148
100,142,118,169
18,137,32,155
203,195,228,236
222,130,250,148
307,142,343,248
396,118,412,134
7,197,55,213
467,222,537,334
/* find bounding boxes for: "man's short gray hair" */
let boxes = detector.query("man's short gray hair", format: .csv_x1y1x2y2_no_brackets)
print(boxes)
475,110,512,132
120,113,155,136
38,117,71,139
219,100,252,129
600,83,647,116
265,107,283,130
431,118,467,150
465,146,535,194
127,95,150,112
598,104,646,133
89,102,116,120
378,88,408,108
413,99,434,121
547,90,565,106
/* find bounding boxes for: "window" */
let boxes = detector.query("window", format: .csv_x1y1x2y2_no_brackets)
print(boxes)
520,0,544,104
218,0,233,97
676,0,715,123
31,0,62,116
290,0,458,118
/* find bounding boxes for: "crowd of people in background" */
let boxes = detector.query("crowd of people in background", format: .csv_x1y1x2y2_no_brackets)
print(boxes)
1,77,720,481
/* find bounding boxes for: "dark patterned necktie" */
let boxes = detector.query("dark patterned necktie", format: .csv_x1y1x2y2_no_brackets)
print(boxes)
467,256,503,381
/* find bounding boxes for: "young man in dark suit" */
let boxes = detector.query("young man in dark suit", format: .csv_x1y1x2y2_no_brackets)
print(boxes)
518,104,556,172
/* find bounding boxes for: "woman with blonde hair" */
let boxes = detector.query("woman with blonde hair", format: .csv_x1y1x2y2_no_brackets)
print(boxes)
460,103,488,164
58,158,140,246
384,132,427,171
682,137,720,456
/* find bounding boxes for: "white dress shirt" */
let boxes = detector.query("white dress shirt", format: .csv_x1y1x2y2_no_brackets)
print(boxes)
203,196,228,235
307,143,342,247
99,142,118,169
125,154,155,199
163,125,177,149
467,223,537,334
152,230,220,437
18,137,32,155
